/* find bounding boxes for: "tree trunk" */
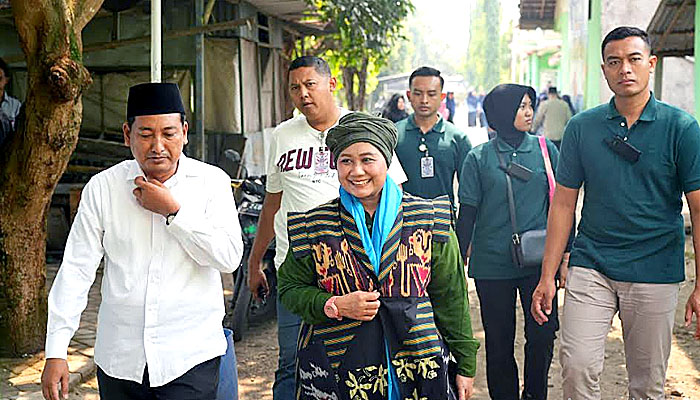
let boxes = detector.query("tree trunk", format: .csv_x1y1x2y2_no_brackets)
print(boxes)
0,0,103,356
342,66,356,110
356,56,369,111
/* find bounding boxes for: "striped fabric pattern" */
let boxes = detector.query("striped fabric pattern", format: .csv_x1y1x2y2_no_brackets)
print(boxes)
313,320,361,369
287,194,454,375
287,211,311,258
397,300,444,360
431,195,453,243
339,206,374,272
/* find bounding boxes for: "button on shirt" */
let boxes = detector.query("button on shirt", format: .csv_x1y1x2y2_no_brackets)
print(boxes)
46,155,243,386
557,95,700,283
395,114,472,204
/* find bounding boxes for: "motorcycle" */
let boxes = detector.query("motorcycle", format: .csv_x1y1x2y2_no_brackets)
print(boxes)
224,150,277,342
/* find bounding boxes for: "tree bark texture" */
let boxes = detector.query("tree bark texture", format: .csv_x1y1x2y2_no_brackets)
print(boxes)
340,57,369,111
342,66,356,110
0,0,103,356
356,56,368,111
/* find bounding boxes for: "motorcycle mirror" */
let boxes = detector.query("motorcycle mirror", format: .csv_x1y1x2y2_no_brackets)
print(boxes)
224,149,241,163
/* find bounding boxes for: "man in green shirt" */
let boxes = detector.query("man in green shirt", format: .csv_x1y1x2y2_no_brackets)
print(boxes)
531,26,700,400
395,67,472,204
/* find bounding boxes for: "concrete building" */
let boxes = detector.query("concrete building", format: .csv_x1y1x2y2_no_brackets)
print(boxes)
514,0,697,116
0,0,330,252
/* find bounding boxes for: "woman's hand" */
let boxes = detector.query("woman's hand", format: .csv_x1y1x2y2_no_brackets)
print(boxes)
455,374,475,400
335,291,380,321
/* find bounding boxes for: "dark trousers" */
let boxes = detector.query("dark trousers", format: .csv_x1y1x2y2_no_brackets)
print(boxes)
468,111,477,126
475,274,558,400
479,112,489,128
97,356,221,400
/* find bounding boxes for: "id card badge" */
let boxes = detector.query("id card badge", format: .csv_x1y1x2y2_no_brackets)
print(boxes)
315,149,330,174
421,156,434,178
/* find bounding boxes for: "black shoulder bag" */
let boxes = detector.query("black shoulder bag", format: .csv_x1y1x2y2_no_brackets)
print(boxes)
494,144,547,268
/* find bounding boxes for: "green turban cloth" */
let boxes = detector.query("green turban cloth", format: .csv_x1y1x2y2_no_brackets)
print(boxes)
326,112,398,165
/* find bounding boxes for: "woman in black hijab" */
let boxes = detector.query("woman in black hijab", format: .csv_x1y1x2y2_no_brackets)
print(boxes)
456,84,568,400
381,93,409,123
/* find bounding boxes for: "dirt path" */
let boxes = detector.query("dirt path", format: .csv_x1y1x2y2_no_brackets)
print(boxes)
235,237,700,399
32,239,700,400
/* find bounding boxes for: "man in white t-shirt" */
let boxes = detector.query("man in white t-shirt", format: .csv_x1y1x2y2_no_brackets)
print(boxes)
247,56,406,399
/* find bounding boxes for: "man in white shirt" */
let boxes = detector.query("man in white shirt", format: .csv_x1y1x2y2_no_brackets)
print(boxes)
40,82,243,400
0,57,21,146
247,56,406,399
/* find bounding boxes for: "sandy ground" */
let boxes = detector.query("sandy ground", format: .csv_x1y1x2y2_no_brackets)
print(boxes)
235,236,700,400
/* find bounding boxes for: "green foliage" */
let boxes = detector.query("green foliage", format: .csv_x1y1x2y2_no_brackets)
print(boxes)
310,0,414,68
483,0,499,90
379,9,466,78
380,24,415,77
304,0,414,108
464,0,505,91
499,23,513,83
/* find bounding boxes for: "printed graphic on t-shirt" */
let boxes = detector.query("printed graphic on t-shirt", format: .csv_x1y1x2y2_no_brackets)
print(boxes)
276,146,337,183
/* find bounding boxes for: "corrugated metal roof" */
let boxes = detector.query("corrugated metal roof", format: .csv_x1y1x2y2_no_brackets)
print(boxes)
245,0,312,22
244,0,332,35
648,0,697,57
519,0,557,29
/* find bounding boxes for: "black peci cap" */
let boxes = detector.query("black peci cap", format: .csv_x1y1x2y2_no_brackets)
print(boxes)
127,82,185,119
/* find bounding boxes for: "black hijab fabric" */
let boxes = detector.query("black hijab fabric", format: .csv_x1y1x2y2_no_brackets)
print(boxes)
482,84,536,148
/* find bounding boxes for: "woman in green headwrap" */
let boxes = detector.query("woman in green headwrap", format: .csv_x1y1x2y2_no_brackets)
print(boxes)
278,112,480,400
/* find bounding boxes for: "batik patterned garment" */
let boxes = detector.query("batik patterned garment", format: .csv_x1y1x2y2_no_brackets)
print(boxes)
287,194,456,400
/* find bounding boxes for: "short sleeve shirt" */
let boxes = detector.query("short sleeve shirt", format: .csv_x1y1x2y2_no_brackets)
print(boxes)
266,109,407,268
458,135,559,279
395,114,472,204
557,95,700,283
1,93,21,128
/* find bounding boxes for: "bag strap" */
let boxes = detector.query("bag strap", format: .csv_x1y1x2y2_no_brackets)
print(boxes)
494,144,521,250
538,136,555,203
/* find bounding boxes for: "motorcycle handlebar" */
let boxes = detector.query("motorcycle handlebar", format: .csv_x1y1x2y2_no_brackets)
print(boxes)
231,176,266,196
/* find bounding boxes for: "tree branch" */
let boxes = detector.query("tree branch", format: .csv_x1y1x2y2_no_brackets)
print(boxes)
74,0,105,31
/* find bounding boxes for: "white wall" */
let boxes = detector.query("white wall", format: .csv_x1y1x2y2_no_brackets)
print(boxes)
599,0,694,113
661,57,695,114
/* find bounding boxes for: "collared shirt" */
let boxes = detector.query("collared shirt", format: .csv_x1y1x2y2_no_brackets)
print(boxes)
265,108,407,268
46,155,243,386
1,92,21,128
533,97,572,141
557,94,700,283
395,113,472,203
459,135,559,279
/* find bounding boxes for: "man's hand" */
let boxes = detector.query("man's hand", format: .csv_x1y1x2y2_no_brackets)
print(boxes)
335,291,380,321
531,278,557,325
685,287,700,340
132,177,180,217
558,253,570,289
41,358,69,400
455,374,475,400
247,256,269,300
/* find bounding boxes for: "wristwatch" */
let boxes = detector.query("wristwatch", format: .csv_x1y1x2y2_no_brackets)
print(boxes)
165,211,178,225
324,296,342,320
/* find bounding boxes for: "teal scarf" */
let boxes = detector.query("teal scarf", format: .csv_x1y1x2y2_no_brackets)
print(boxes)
339,175,402,400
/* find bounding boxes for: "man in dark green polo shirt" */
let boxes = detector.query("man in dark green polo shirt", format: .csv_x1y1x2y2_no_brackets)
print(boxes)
531,26,700,400
395,66,472,204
